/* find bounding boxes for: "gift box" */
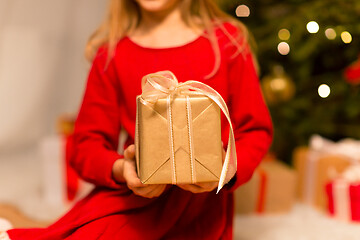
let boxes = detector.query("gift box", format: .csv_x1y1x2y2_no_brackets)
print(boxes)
326,166,360,222
293,135,359,210
136,95,222,184
135,71,237,189
234,157,297,214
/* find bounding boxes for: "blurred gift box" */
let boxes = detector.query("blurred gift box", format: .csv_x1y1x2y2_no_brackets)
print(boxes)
235,155,297,214
326,165,360,222
294,135,360,210
39,114,93,209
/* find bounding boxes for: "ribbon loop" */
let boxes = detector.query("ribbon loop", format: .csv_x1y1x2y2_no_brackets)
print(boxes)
140,71,237,192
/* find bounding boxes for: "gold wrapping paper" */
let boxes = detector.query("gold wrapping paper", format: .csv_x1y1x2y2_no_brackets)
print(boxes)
235,160,297,214
293,146,351,210
136,94,223,184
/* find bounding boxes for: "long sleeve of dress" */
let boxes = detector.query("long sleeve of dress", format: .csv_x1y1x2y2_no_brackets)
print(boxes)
226,47,273,192
70,49,123,189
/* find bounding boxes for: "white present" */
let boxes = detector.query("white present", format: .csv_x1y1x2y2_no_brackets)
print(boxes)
39,135,93,208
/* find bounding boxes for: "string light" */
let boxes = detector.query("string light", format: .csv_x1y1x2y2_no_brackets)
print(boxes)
325,28,336,40
236,5,250,17
277,42,290,55
278,29,290,41
341,31,352,44
318,84,330,98
307,21,319,33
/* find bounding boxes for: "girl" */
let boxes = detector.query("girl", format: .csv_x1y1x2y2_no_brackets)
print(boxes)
4,0,273,239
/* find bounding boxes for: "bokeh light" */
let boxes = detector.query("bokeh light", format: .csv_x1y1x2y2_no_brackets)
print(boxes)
318,84,330,98
236,5,250,17
307,21,319,33
341,31,352,44
270,78,286,91
278,29,290,41
325,28,336,40
277,42,290,55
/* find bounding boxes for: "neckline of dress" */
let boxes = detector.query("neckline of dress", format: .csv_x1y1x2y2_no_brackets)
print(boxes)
125,33,205,51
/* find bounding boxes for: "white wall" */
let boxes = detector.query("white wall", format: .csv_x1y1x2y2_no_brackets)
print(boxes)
0,0,107,152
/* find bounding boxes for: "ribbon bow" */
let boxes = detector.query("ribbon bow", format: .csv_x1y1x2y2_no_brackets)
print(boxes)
310,135,360,163
139,71,237,193
342,165,360,183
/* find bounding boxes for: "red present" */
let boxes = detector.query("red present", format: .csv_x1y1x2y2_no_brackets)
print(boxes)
294,135,360,210
326,179,360,222
344,55,360,85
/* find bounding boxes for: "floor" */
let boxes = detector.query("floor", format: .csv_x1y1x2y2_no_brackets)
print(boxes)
1,147,360,239
234,205,360,240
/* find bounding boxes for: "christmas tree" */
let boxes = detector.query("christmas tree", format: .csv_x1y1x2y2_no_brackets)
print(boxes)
221,0,360,163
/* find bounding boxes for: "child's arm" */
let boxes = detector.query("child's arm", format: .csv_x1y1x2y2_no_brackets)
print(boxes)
70,48,123,189
71,48,166,197
225,46,273,192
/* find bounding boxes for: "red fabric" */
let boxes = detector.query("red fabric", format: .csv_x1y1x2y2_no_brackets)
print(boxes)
8,23,273,240
65,134,79,201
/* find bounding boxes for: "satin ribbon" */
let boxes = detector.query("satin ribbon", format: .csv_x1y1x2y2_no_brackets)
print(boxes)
332,179,351,221
64,134,79,201
256,168,268,213
342,165,360,183
139,71,237,193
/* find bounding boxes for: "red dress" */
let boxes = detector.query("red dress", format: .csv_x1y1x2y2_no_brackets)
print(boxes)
7,23,273,240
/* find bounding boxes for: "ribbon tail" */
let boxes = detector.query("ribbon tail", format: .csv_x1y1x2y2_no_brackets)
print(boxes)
65,134,79,201
217,131,236,193
333,179,351,221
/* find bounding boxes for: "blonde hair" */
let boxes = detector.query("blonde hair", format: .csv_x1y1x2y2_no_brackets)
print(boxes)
85,0,251,78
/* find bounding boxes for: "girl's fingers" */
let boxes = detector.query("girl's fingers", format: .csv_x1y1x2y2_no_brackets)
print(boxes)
123,144,166,198
178,182,217,193
136,186,156,198
123,159,146,188
124,162,138,180
177,184,201,193
124,144,135,159
132,184,166,198
126,175,146,189
147,184,166,197
124,168,146,189
195,182,217,191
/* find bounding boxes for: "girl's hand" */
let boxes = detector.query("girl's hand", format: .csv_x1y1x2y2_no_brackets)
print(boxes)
177,182,218,193
177,148,226,194
112,144,166,198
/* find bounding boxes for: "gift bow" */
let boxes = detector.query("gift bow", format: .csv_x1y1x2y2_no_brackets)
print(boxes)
310,135,360,163
341,165,360,183
310,134,360,181
140,71,237,193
